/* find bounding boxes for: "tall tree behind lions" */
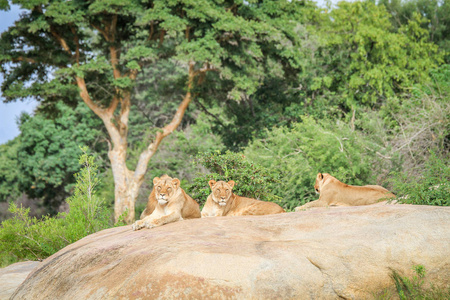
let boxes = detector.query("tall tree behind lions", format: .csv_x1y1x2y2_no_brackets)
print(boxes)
0,0,310,223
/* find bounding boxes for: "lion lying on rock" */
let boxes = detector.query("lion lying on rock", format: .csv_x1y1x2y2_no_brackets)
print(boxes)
295,173,396,211
132,175,201,230
202,180,285,217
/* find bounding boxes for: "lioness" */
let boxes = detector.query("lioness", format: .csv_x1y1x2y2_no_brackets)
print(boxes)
132,175,201,230
295,173,396,211
201,180,285,217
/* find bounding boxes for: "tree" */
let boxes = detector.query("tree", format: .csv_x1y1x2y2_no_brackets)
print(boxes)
0,0,308,223
379,0,450,62
195,1,445,150
300,1,442,115
15,102,106,213
0,138,21,202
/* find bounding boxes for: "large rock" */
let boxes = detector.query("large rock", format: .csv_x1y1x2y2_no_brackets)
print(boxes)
11,205,450,299
0,261,40,300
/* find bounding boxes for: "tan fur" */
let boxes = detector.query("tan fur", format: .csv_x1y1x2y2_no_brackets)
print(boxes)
295,173,396,211
201,180,285,217
132,175,200,230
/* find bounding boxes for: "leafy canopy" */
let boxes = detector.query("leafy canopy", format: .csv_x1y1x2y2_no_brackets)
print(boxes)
304,1,442,110
0,0,310,109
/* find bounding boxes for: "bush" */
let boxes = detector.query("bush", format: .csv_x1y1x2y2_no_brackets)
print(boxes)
244,116,377,210
0,148,111,267
187,151,282,208
389,151,449,206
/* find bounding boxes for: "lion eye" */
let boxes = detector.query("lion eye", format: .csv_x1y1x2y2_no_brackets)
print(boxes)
157,186,161,191
167,187,172,191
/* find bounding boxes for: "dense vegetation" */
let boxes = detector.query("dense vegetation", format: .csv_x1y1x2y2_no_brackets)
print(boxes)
0,148,114,267
0,0,448,272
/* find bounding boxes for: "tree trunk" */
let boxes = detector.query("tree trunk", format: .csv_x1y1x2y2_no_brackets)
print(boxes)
108,147,137,224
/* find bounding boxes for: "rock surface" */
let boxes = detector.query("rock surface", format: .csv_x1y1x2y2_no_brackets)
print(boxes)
0,261,41,300
11,205,450,299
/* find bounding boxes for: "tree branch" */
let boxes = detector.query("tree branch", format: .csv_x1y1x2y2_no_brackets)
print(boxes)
91,23,108,40
110,45,121,80
50,25,72,55
76,76,121,145
194,98,225,127
11,56,37,64
133,61,197,180
70,26,80,64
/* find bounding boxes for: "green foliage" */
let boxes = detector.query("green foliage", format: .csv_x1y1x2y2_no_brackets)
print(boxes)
303,1,442,114
0,0,309,113
376,265,450,300
355,64,450,184
188,151,281,208
12,102,107,213
379,0,450,63
389,152,449,206
205,0,445,150
244,116,377,210
0,139,21,202
0,148,111,267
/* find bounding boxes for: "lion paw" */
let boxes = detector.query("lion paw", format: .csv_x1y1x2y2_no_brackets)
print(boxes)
132,220,145,231
144,222,157,229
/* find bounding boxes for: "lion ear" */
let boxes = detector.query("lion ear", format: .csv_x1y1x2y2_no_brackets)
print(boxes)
318,173,323,180
153,177,160,185
172,178,180,189
208,180,216,189
228,180,235,189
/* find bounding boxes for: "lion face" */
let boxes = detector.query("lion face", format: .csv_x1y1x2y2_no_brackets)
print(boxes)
208,180,235,206
314,173,324,194
153,176,180,205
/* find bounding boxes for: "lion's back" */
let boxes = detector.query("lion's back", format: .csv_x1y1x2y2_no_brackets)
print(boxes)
140,189,157,219
228,196,285,216
180,189,201,219
330,183,396,205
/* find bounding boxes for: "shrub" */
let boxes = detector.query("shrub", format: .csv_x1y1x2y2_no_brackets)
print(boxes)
187,151,282,208
244,116,377,210
0,147,111,267
389,151,449,206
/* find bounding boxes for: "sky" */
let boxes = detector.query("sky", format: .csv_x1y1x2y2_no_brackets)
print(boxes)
0,5,38,145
